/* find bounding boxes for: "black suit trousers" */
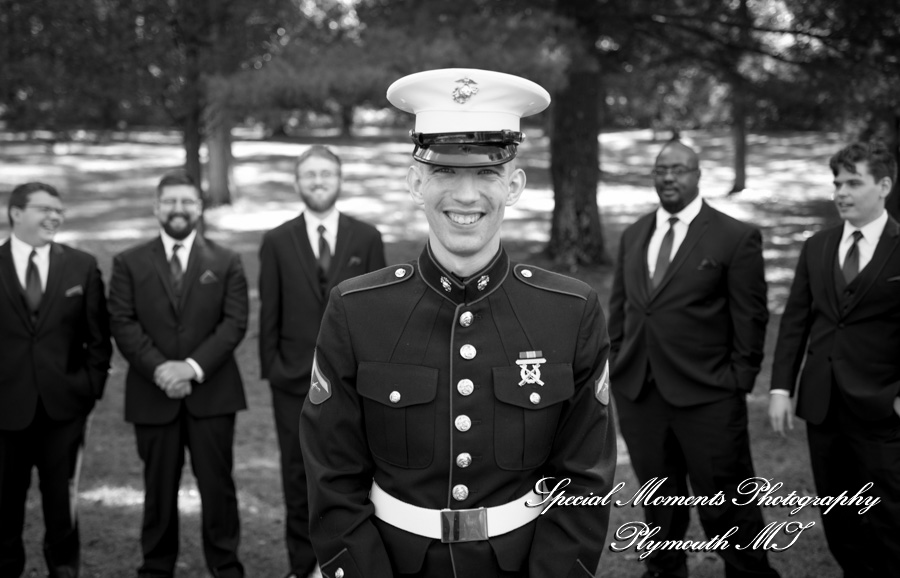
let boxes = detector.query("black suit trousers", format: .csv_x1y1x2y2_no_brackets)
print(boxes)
270,387,317,575
134,409,243,578
806,388,900,578
616,385,778,578
0,400,85,577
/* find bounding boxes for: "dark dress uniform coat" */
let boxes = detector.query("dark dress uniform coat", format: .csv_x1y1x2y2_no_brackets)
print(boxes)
300,246,617,578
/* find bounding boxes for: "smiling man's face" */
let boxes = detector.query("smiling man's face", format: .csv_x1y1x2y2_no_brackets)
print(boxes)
407,160,525,275
10,190,65,247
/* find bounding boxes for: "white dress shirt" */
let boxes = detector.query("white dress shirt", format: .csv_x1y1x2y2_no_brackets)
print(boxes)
10,234,50,291
305,209,340,260
839,209,888,272
646,194,703,277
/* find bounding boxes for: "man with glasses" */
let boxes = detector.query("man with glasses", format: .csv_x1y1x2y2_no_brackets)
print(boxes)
0,182,112,578
108,170,249,578
608,140,778,578
259,145,385,578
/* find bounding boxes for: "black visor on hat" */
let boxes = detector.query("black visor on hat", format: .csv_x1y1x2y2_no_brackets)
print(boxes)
411,131,524,167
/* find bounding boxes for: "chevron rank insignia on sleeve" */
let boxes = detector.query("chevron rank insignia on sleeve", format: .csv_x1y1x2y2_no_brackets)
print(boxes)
309,351,332,405
595,360,610,405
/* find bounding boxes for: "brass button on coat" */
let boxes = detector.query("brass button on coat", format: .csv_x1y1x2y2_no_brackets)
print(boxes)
460,344,476,359
455,415,472,432
459,311,474,327
457,379,474,396
389,391,401,403
456,453,472,468
452,484,469,501
530,392,541,405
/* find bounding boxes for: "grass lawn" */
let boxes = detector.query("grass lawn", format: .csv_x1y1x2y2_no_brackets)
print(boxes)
2,128,847,577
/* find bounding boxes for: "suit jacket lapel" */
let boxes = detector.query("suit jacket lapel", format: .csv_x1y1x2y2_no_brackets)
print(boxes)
0,241,32,329
33,243,66,332
821,226,843,317
327,213,355,292
178,235,205,309
842,217,900,316
627,214,655,304
151,237,180,310
651,201,710,298
289,214,325,301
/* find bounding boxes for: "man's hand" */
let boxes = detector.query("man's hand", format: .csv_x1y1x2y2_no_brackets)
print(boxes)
164,381,193,399
893,397,900,418
154,361,197,391
768,394,794,436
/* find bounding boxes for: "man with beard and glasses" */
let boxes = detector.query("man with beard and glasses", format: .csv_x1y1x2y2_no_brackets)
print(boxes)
299,69,616,578
259,145,385,578
108,170,249,578
0,182,111,578
608,140,778,578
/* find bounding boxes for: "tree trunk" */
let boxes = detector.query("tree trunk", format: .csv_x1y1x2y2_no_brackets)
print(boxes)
340,104,354,137
206,102,233,206
885,111,900,220
546,68,607,269
730,77,748,194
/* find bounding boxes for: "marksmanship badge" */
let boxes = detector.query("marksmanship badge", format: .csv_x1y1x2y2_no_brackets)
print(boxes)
309,351,332,405
516,350,546,386
452,77,479,104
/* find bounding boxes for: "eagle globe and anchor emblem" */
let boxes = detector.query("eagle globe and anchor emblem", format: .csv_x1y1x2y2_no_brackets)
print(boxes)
452,77,479,104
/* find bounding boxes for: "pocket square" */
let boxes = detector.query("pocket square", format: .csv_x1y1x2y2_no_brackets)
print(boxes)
697,257,720,270
887,275,900,282
65,285,84,297
199,270,219,284
347,256,362,267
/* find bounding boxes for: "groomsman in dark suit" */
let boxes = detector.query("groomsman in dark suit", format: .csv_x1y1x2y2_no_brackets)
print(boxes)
609,141,779,578
108,171,249,578
0,182,111,578
770,140,900,577
259,145,385,578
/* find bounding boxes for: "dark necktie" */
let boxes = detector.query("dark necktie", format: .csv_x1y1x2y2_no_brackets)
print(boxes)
842,230,863,284
170,243,184,294
317,224,332,275
25,249,42,313
652,217,679,288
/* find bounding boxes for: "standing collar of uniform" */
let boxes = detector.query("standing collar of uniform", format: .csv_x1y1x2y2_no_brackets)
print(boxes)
841,209,888,244
10,233,52,261
160,228,197,257
418,243,509,305
304,208,340,233
655,194,703,228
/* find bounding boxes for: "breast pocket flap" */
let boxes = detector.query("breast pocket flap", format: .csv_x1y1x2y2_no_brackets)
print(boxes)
492,363,574,409
358,362,438,408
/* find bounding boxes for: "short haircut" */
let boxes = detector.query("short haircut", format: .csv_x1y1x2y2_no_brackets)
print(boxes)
295,145,342,179
830,140,897,184
156,169,200,197
7,182,60,226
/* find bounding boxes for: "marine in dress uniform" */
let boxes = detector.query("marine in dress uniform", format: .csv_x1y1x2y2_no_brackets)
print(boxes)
299,69,617,578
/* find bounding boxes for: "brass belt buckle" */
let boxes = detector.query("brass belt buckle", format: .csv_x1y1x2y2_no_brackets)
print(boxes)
440,508,488,543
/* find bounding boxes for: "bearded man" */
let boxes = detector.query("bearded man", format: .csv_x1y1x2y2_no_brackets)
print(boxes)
258,145,386,578
108,170,250,578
